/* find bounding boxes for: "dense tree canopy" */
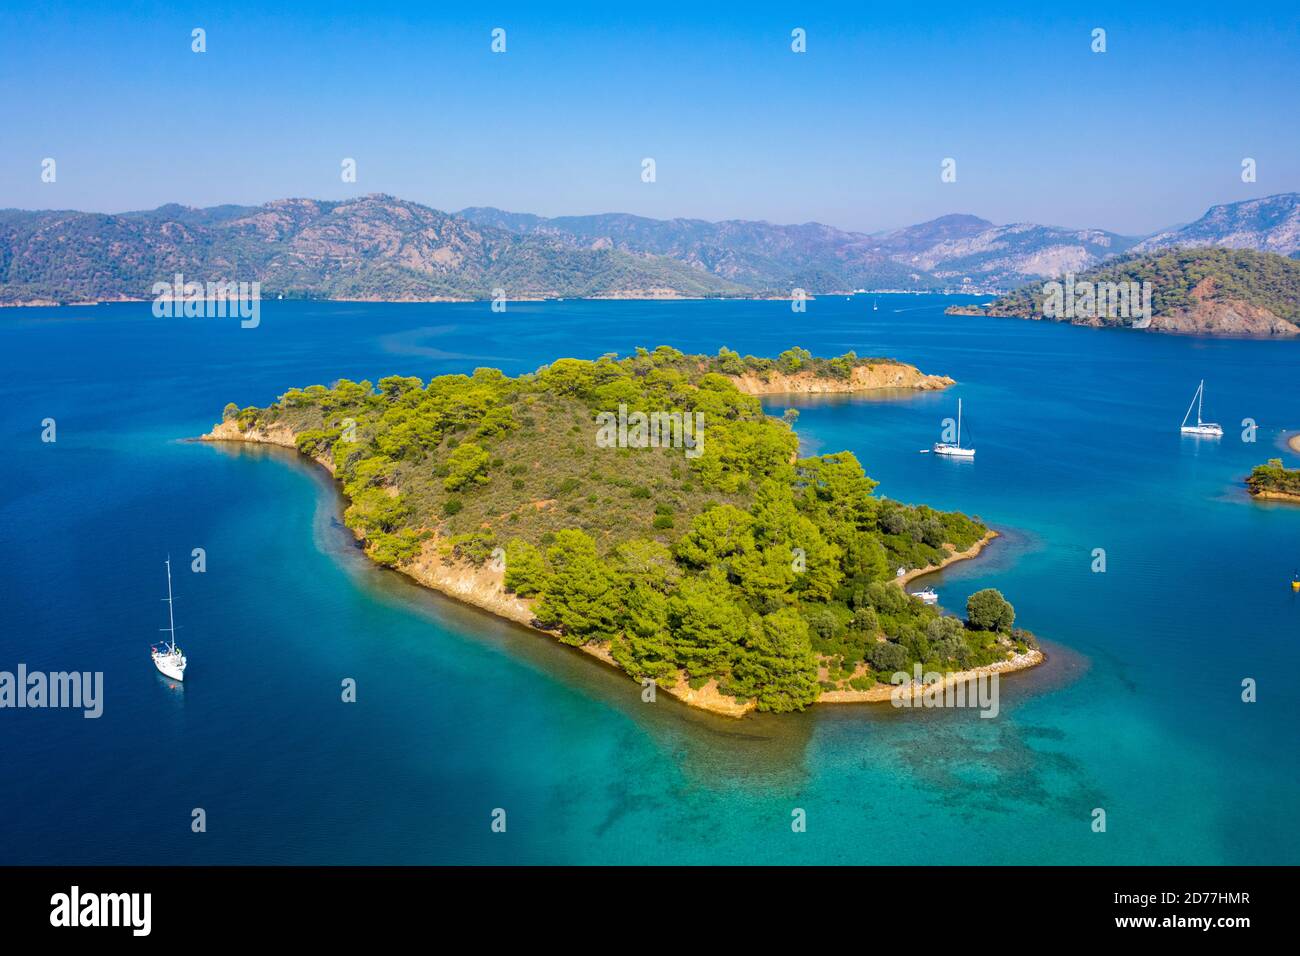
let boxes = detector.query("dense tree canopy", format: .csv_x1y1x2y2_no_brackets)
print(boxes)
229,347,1031,712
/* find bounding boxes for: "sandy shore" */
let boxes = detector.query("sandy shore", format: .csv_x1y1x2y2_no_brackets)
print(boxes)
1288,434,1300,455
893,530,998,589
201,423,1023,718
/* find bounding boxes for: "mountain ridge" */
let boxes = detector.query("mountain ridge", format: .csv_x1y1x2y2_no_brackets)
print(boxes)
4,192,1300,306
1134,193,1300,258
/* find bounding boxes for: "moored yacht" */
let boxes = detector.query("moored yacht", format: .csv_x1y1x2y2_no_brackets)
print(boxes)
934,398,976,458
1180,379,1223,437
151,558,187,681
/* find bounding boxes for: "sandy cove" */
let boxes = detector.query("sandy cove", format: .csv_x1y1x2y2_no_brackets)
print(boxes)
892,530,998,589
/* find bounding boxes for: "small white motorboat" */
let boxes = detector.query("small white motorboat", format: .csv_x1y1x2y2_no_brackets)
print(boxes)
910,587,939,605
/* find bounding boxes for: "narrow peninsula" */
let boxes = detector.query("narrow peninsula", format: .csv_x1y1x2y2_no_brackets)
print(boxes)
204,346,1041,716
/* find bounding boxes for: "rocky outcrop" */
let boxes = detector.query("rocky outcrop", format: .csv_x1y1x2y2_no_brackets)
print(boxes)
202,419,336,474
404,540,535,626
1150,296,1299,337
728,362,953,395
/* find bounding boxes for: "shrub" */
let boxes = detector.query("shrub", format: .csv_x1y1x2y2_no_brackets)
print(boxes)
868,640,909,673
850,606,880,634
967,588,1015,632
444,442,491,491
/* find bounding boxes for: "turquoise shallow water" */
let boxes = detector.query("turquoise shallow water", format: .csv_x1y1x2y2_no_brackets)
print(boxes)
1,296,1297,864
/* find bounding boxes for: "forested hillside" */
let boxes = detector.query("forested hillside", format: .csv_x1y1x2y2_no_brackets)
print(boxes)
217,347,1035,712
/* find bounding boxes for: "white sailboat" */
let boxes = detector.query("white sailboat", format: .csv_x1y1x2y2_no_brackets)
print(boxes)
934,398,976,458
1180,379,1223,437
151,557,187,681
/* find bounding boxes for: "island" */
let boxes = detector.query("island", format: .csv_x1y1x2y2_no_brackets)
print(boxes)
1247,458,1300,503
947,248,1300,337
203,346,1042,716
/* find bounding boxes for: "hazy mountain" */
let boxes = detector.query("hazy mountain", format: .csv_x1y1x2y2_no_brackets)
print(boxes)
870,214,994,254
0,195,741,304
1134,193,1300,257
888,222,1140,287
6,193,1300,306
460,207,1140,291
458,208,935,291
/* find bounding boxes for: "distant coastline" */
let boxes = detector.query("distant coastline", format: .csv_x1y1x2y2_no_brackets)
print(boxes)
0,289,989,309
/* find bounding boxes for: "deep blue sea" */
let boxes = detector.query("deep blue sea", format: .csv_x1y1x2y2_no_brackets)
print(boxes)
2,296,1297,864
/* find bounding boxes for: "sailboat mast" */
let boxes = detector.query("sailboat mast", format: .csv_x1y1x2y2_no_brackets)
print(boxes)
164,557,176,652
1197,379,1204,425
957,398,962,446
1181,385,1199,428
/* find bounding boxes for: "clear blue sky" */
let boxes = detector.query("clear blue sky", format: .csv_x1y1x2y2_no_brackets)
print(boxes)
2,0,1297,234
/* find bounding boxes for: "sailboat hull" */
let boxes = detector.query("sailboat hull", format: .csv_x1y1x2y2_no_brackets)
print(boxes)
1180,381,1221,437
152,651,186,681
933,443,976,458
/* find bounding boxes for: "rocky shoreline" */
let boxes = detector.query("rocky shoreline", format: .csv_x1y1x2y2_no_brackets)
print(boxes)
1249,488,1300,503
817,648,1044,704
727,363,953,395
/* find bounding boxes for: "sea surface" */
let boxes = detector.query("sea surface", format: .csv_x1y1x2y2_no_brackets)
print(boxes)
1,296,1297,864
